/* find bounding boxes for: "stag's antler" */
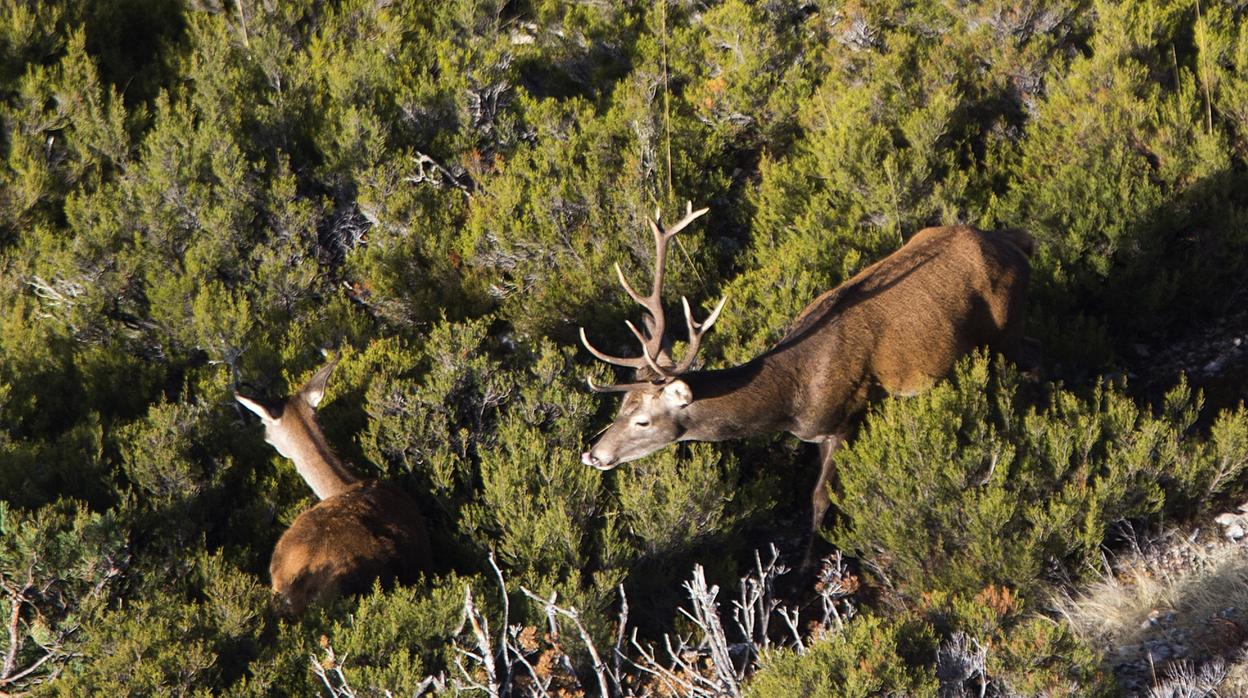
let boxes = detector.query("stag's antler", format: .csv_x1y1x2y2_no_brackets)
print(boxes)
579,201,727,391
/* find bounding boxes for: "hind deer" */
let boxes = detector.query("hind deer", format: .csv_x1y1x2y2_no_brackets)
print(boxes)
235,354,433,614
579,202,1033,564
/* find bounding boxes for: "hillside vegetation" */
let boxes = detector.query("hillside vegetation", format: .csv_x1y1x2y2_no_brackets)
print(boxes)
3,0,1248,695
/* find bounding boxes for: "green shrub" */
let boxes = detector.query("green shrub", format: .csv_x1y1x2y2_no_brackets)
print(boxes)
0,499,126,693
919,587,1115,696
306,574,481,695
746,614,939,698
833,353,1248,603
4,0,1248,693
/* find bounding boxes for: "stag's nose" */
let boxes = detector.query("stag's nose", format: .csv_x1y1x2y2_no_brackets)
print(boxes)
581,451,614,470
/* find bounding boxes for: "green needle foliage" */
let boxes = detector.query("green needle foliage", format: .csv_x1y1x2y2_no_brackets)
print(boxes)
2,0,1248,694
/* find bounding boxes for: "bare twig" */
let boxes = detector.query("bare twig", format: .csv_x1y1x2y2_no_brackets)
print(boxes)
406,152,473,196
505,625,552,698
1,574,33,685
816,551,857,632
732,544,787,669
452,585,500,697
519,587,610,698
487,553,513,686
309,643,356,698
681,565,740,694
777,607,805,654
310,544,857,697
612,585,629,695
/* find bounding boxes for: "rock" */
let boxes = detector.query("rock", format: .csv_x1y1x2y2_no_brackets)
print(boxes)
1226,523,1245,541
1142,639,1176,664
1204,356,1227,375
1215,512,1239,526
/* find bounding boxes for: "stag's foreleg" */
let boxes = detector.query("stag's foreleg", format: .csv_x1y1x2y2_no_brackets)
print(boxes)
803,434,844,570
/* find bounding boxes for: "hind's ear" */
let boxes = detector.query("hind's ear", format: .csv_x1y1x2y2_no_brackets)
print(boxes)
235,393,276,422
300,354,340,409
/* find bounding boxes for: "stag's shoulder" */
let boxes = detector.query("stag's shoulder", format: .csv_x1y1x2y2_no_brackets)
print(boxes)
907,225,1034,259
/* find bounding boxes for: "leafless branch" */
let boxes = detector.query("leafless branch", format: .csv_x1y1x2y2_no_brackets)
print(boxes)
732,544,787,669
451,585,501,697
777,607,804,654
309,642,356,698
309,545,861,697
815,551,858,632
519,587,611,698
487,553,513,686
406,152,473,196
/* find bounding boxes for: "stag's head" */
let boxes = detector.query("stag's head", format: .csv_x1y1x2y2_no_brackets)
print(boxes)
579,203,726,471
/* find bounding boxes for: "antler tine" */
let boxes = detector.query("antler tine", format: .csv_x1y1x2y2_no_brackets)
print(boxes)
670,294,729,375
613,263,648,307
667,201,710,238
637,201,711,361
625,320,674,379
579,327,649,370
647,202,710,244
585,376,662,394
580,199,712,387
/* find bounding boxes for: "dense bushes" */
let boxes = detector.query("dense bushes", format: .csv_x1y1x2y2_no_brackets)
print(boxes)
746,615,940,698
832,354,1245,601
2,0,1248,694
749,352,1248,696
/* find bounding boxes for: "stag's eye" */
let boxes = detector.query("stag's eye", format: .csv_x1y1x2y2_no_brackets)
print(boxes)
633,419,650,429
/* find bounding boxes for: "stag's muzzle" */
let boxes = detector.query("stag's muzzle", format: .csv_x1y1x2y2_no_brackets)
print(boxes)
581,451,617,471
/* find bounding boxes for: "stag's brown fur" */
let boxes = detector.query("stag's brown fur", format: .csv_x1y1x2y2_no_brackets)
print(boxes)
236,357,433,615
681,225,1033,442
581,219,1033,562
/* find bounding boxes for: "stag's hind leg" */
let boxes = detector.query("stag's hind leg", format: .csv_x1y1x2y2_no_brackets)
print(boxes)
803,434,844,570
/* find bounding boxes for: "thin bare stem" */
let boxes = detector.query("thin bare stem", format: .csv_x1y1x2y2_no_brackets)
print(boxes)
235,0,250,48
1,576,32,683
519,587,612,698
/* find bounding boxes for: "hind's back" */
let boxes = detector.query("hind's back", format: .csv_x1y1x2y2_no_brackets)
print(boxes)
270,480,432,614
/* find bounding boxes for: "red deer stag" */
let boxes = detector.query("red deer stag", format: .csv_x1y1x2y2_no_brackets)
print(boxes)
579,203,1033,562
235,354,433,614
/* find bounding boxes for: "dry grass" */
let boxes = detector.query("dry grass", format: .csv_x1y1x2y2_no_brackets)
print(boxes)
1054,527,1248,694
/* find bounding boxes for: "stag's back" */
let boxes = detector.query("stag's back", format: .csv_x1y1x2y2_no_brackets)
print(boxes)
270,480,433,615
775,226,1032,430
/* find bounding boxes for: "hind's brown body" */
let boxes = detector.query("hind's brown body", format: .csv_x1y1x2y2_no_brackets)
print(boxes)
236,355,435,614
270,480,432,615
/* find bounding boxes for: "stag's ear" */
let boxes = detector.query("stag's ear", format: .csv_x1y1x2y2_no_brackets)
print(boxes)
235,393,276,422
661,380,692,408
301,354,340,409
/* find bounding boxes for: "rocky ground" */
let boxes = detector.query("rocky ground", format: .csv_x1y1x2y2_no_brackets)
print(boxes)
1056,515,1248,696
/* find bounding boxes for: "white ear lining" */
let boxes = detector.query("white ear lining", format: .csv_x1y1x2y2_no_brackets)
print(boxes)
301,357,339,409
303,386,325,409
235,393,274,421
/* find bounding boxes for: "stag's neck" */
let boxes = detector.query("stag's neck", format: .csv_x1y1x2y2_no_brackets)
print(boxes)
678,356,800,441
286,432,359,500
